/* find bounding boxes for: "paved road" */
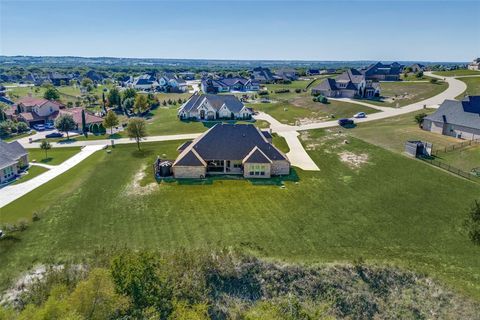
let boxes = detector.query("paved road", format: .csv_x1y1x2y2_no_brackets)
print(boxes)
0,145,105,208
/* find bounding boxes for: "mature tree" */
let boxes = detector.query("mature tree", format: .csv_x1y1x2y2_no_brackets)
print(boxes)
68,268,129,320
44,87,60,100
122,97,135,113
69,79,77,87
169,301,209,320
0,120,13,137
464,200,480,245
126,118,147,151
123,88,137,100
40,140,52,160
108,88,121,109
0,102,8,121
16,121,29,133
102,91,107,112
81,78,93,88
81,109,87,136
414,112,427,127
103,110,119,135
55,114,76,140
134,94,149,115
416,71,424,78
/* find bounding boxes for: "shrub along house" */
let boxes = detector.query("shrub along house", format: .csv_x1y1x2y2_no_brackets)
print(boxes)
172,123,290,179
178,93,252,121
422,96,480,140
0,140,28,184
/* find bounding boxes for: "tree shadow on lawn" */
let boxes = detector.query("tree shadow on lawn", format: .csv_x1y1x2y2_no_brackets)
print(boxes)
39,157,54,163
156,168,300,186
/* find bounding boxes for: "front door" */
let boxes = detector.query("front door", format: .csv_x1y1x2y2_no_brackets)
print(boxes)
200,109,205,120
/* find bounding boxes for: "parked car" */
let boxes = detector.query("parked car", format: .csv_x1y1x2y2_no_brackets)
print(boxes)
353,112,366,118
45,132,63,138
45,123,55,130
32,124,45,131
338,118,354,127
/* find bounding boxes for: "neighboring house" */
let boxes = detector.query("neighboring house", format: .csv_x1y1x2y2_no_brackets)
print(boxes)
25,73,51,86
84,70,105,82
468,58,480,71
14,97,64,126
178,93,252,121
59,107,103,131
125,74,159,90
363,62,404,81
422,96,480,140
409,63,426,73
0,140,28,184
250,67,277,83
275,68,298,81
172,123,290,179
306,69,320,76
201,77,260,93
178,72,196,80
158,73,188,92
48,72,73,86
311,69,380,99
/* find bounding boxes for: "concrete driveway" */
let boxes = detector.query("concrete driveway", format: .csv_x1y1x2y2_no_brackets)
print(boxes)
0,145,105,208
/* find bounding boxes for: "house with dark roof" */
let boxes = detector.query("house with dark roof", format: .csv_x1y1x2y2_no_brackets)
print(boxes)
250,67,278,83
363,62,404,81
178,93,252,121
275,69,298,81
201,77,260,93
311,69,380,99
14,96,65,126
0,140,28,184
125,74,159,90
409,63,426,73
422,96,480,140
172,123,290,179
158,73,188,92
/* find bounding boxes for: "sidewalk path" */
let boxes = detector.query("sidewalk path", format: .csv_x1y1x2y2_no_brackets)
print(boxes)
29,162,56,170
0,145,105,208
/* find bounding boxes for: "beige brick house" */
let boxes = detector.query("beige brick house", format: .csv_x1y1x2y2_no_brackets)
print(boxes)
172,123,290,179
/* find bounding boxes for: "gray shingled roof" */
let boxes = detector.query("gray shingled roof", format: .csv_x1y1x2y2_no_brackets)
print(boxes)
243,147,272,164
0,140,27,169
173,124,287,167
174,149,206,166
424,96,480,130
179,93,246,113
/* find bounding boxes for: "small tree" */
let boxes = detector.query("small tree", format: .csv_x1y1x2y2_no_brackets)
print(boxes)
414,112,427,127
81,109,87,136
430,78,438,84
16,122,29,133
464,200,480,245
123,88,137,100
134,94,149,115
127,118,147,150
40,140,51,160
122,97,135,113
55,114,76,140
108,88,121,109
103,110,119,135
43,87,60,100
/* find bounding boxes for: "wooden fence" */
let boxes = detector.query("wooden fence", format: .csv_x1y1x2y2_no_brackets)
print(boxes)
431,138,480,156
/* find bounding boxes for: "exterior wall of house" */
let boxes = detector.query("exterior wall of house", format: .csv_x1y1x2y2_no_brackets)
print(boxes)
173,166,206,179
443,123,480,140
271,160,290,175
243,163,271,178
34,101,60,117
0,163,19,183
423,119,444,134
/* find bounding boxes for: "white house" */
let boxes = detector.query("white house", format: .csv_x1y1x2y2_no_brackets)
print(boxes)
178,93,252,121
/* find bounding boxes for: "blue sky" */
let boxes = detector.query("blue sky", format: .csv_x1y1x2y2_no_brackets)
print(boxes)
0,0,479,62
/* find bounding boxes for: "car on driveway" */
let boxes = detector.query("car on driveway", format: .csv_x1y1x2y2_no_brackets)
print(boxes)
45,132,63,138
32,124,45,131
338,118,355,127
353,112,366,118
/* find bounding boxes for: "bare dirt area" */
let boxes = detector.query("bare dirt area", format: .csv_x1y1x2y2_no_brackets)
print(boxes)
121,164,158,197
339,151,369,168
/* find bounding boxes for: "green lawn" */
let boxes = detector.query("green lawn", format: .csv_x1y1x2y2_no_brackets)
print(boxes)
456,76,480,99
28,147,81,165
10,166,49,185
249,95,379,125
348,110,462,153
433,69,480,77
1,131,36,142
1,136,479,300
272,133,289,153
436,145,480,173
355,81,448,107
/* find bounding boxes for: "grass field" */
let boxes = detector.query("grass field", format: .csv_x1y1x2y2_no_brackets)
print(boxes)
2,131,36,142
271,133,289,153
348,110,462,153
28,147,81,165
456,76,480,99
436,145,480,173
10,166,49,185
433,69,480,77
1,134,479,299
249,91,379,125
355,81,448,108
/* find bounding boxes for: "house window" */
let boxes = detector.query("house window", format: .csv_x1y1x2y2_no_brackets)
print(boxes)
250,164,266,176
